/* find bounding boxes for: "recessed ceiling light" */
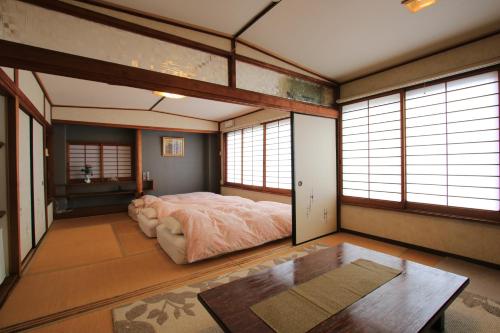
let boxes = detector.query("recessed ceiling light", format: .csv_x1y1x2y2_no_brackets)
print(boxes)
153,91,186,99
402,0,437,13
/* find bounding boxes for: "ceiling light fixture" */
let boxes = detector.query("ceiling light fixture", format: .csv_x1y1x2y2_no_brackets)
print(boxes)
153,91,186,99
402,0,437,13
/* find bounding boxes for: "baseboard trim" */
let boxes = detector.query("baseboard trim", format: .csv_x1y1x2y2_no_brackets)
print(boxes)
341,228,500,270
0,275,19,309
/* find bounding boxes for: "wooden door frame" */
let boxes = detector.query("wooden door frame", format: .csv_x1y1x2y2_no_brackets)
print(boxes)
0,88,20,307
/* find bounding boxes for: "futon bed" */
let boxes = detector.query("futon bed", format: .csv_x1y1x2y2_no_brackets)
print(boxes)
130,192,291,264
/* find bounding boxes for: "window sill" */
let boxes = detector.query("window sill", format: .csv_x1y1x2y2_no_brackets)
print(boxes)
222,183,292,197
341,196,500,226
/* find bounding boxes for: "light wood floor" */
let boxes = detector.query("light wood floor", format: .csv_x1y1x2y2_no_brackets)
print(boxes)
0,213,495,332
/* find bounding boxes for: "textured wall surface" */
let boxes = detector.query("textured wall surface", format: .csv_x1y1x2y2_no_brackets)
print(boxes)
341,204,500,265
142,130,219,195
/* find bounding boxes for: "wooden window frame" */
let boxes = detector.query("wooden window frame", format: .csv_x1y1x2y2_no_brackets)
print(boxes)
340,65,500,224
66,141,135,184
223,118,292,196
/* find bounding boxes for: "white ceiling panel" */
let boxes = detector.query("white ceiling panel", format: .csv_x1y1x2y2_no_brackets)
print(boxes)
38,73,258,121
102,0,272,35
240,0,500,81
38,73,159,109
153,96,258,121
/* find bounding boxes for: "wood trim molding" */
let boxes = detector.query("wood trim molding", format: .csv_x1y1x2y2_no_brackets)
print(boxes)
233,1,280,40
148,98,164,111
7,96,21,275
342,198,500,226
0,68,49,127
32,72,53,106
341,228,500,270
340,30,500,85
218,107,266,125
73,0,232,40
235,54,336,87
0,40,338,118
72,0,335,87
237,39,337,85
0,275,19,308
52,104,216,123
21,0,230,58
135,129,143,195
52,119,218,133
222,183,292,197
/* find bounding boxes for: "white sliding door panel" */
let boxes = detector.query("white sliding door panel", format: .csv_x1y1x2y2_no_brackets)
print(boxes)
293,113,337,244
32,120,46,244
19,110,33,260
0,95,9,281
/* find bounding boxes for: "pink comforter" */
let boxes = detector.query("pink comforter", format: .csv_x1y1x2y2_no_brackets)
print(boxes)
145,193,292,263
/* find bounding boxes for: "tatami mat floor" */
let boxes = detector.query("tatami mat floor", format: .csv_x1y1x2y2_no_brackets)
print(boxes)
0,213,496,332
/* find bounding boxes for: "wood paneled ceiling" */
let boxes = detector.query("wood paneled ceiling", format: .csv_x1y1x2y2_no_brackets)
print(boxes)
38,73,258,121
100,0,500,82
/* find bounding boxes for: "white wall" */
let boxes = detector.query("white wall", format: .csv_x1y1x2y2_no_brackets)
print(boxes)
44,97,51,124
220,108,290,133
340,34,500,102
18,70,44,117
1,67,14,81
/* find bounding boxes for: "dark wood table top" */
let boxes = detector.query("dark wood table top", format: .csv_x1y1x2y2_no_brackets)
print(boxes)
198,242,469,333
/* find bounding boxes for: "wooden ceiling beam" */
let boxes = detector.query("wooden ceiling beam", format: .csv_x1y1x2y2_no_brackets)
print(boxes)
0,40,338,118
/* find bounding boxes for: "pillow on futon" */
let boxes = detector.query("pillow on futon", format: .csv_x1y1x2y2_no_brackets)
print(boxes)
132,198,144,208
159,216,183,235
141,207,158,219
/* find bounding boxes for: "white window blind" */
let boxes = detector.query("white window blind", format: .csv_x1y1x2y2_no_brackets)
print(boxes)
226,130,242,183
68,144,101,180
405,71,499,211
243,125,264,186
342,93,402,201
265,118,292,190
102,145,133,180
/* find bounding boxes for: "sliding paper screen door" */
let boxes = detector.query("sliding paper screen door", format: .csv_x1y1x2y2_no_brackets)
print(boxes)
293,113,337,245
32,120,46,245
0,95,9,281
19,110,33,260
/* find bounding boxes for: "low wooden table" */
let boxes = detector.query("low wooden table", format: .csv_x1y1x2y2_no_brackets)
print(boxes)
198,242,469,333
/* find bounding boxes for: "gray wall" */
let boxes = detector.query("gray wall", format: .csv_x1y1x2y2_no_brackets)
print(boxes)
53,124,135,211
142,130,220,196
52,125,220,212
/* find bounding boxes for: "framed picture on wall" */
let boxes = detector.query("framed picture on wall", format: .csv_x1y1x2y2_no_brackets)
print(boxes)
162,137,184,157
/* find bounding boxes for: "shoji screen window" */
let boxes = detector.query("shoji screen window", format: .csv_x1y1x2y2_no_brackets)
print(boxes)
405,71,499,211
68,144,101,182
242,125,264,186
342,94,402,202
103,145,133,180
265,118,292,190
225,130,242,184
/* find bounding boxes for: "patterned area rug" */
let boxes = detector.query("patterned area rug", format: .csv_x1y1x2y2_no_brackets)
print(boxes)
113,244,500,333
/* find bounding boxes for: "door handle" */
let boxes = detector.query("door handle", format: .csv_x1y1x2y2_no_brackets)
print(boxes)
298,181,303,187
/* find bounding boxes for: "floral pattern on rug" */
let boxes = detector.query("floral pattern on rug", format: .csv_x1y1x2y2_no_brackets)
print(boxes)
113,244,328,333
114,244,500,333
457,291,500,318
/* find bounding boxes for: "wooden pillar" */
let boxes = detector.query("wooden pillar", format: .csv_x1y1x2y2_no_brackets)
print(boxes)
7,95,21,275
135,129,143,196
